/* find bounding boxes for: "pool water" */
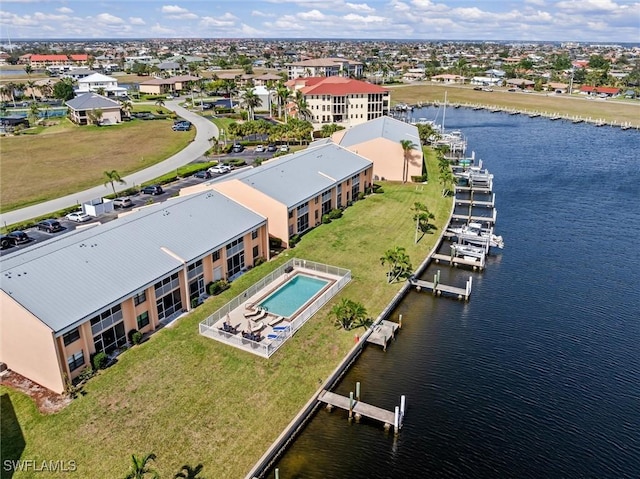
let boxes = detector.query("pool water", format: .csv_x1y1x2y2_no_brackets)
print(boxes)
259,275,329,317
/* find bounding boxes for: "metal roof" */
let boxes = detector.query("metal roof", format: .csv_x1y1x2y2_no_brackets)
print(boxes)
0,191,266,334
336,116,420,148
232,143,372,208
66,92,121,110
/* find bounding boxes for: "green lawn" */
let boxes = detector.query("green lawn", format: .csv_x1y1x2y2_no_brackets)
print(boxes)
0,150,451,479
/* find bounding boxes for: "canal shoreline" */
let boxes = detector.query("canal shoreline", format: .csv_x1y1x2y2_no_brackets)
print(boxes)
245,194,457,479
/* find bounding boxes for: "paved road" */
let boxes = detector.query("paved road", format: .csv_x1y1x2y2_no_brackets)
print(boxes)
0,100,218,227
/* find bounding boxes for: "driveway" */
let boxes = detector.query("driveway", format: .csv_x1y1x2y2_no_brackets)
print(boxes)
0,101,218,227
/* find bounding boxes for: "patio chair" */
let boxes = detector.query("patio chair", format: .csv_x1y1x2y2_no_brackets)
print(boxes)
268,315,284,327
244,308,263,319
250,321,264,333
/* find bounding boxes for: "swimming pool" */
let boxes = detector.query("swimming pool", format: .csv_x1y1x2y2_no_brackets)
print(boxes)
259,274,329,318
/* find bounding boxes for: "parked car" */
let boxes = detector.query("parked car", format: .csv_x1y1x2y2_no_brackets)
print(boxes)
113,197,134,208
255,144,265,153
66,211,92,223
7,230,30,245
166,95,174,100
231,143,244,153
267,144,277,152
193,170,212,179
172,124,190,131
141,185,164,195
208,164,232,175
36,219,63,233
279,144,290,152
0,235,12,249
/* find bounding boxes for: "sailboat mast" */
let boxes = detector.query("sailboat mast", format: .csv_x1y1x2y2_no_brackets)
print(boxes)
442,91,447,133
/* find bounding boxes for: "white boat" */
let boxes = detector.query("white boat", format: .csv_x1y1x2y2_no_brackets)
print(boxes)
450,243,486,259
447,222,504,249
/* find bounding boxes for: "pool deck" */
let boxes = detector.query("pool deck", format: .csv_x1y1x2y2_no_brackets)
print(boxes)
204,266,344,357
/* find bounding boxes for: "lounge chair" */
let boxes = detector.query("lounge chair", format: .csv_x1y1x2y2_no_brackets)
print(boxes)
268,316,284,327
250,321,264,333
250,310,268,322
243,308,263,319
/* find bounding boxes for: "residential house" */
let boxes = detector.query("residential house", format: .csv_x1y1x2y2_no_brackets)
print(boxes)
328,116,423,182
287,58,363,80
181,143,373,248
28,54,89,69
431,74,466,84
579,86,620,97
286,76,390,128
66,92,122,125
138,75,200,95
75,73,128,98
0,190,269,394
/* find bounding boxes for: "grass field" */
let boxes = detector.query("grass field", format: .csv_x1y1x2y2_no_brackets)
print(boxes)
388,83,640,127
0,151,451,479
0,118,195,212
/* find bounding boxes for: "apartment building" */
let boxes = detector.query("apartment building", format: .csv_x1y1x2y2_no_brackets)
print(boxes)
0,191,268,394
287,76,390,128
287,57,363,80
76,73,128,97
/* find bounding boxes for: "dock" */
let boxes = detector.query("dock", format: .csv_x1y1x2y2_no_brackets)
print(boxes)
409,273,473,300
432,252,485,270
318,386,406,434
366,320,400,350
455,194,495,208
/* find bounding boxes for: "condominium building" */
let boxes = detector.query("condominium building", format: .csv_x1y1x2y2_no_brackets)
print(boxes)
0,191,268,394
287,76,390,128
287,57,363,80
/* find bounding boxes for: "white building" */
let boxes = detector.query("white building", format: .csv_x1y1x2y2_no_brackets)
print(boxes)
287,58,363,80
75,73,128,98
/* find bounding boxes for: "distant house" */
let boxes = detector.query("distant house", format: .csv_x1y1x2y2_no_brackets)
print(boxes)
471,76,503,87
138,75,200,95
431,74,465,84
66,92,122,125
287,57,363,80
505,78,535,89
579,86,620,97
28,54,89,69
75,73,128,98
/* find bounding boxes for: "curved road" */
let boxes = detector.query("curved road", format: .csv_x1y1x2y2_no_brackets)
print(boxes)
0,101,218,227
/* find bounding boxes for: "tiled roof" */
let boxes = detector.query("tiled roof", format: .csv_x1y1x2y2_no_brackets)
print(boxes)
300,77,388,95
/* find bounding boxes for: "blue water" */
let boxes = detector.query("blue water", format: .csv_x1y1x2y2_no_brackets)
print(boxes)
259,274,329,317
266,109,640,478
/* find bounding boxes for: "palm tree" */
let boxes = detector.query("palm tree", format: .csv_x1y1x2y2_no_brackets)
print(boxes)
120,99,133,118
412,202,436,242
239,87,262,121
4,81,17,107
293,90,311,121
124,453,159,479
438,168,456,197
28,102,41,126
155,98,165,111
330,298,368,330
26,80,39,102
275,83,291,120
174,463,205,479
87,108,103,125
380,247,413,283
399,139,418,183
103,170,126,197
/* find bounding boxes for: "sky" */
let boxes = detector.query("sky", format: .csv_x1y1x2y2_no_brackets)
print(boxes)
0,0,639,43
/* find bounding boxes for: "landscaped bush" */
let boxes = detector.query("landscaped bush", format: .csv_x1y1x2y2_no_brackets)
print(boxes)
322,214,332,224
131,331,143,345
191,297,199,309
254,256,266,267
411,174,429,183
328,208,343,220
207,279,230,296
357,192,365,201
92,352,108,370
269,236,283,249
127,329,138,343
289,234,300,247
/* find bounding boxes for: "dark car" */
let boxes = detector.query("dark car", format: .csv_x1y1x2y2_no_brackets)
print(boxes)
36,219,63,233
7,230,30,245
141,185,164,195
0,235,12,249
193,170,212,179
267,143,277,152
231,143,245,153
172,124,191,131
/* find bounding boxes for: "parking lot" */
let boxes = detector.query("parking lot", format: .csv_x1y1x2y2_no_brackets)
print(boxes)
0,152,273,257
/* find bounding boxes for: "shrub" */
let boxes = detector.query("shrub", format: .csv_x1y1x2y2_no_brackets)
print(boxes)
78,367,95,383
254,256,266,267
208,279,230,295
357,192,365,201
92,352,108,370
131,331,143,345
289,234,300,247
411,174,428,183
322,214,332,224
127,329,138,343
269,236,283,249
328,208,343,220
191,297,199,309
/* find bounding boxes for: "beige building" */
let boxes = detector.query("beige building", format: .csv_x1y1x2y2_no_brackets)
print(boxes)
0,191,268,394
329,116,424,182
65,92,122,125
138,75,200,95
181,143,373,248
287,58,363,80
287,76,390,128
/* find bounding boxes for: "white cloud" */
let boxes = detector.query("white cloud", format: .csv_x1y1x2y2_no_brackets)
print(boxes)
240,23,263,35
525,0,546,5
95,13,125,25
129,17,146,25
56,7,73,14
298,9,327,21
200,16,235,27
345,2,376,13
161,5,190,14
150,23,175,34
555,0,621,12
251,10,275,17
342,13,386,23
391,0,411,12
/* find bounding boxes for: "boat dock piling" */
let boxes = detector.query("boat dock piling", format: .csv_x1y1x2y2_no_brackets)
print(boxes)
319,382,406,434
366,320,400,350
409,272,473,300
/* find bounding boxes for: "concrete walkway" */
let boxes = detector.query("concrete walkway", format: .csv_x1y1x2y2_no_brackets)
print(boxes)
0,101,218,227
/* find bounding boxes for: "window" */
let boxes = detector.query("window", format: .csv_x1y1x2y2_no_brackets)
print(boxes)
288,210,293,219
251,229,259,240
136,311,150,329
90,304,123,336
226,237,244,256
253,245,259,259
212,249,221,261
187,259,203,279
133,291,146,306
156,289,183,322
67,351,85,372
93,321,126,355
154,272,180,298
63,328,80,346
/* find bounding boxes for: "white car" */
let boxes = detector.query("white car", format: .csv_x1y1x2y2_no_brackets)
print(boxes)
255,145,265,153
66,212,92,223
208,164,232,175
279,144,290,152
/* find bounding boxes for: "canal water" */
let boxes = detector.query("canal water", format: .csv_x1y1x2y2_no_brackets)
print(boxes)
266,108,640,479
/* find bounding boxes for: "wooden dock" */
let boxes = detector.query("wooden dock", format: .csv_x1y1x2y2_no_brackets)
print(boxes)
451,212,496,224
455,194,495,208
409,274,473,300
366,320,400,350
433,253,485,270
318,389,405,433
455,185,493,194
